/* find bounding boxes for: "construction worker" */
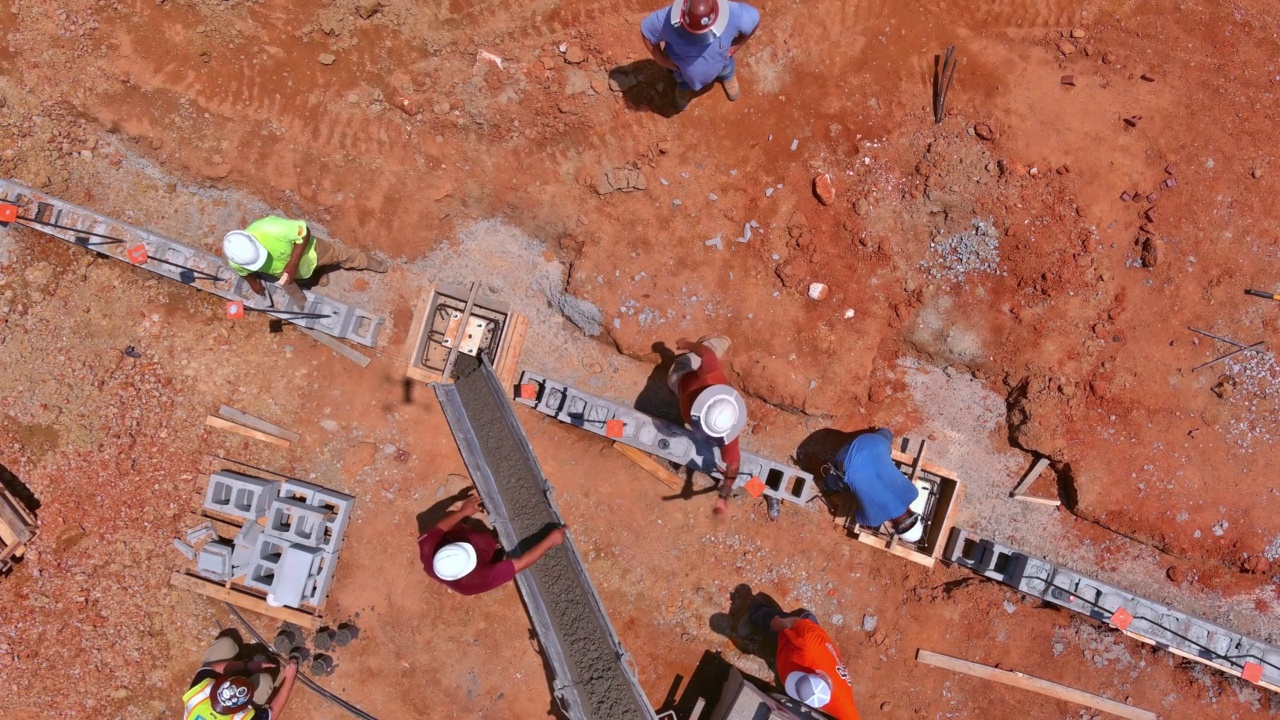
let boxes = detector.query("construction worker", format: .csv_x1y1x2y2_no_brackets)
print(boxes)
184,630,298,719
419,493,567,596
824,428,922,539
222,216,387,296
669,336,763,516
640,0,760,111
747,599,861,720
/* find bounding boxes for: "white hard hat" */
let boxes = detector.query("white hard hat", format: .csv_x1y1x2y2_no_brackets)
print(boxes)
433,542,477,581
690,384,747,439
784,671,832,709
222,230,269,271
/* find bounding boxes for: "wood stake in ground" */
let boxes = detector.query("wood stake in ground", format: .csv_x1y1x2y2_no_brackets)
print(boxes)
217,405,300,443
612,442,684,491
915,649,1157,720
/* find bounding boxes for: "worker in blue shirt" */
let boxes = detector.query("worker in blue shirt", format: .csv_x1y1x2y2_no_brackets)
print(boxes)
825,428,921,536
640,0,761,110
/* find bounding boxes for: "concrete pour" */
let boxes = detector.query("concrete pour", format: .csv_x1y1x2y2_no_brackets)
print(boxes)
452,353,651,720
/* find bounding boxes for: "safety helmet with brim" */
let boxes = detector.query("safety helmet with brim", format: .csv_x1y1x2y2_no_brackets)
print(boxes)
784,671,832,709
669,0,731,36
690,384,747,440
223,230,269,272
433,541,478,581
211,674,254,714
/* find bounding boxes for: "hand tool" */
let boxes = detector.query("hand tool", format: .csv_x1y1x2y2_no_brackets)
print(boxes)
1245,288,1279,301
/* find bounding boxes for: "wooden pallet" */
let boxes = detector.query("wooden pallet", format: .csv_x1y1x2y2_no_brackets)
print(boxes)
0,487,37,574
171,508,326,628
847,439,964,569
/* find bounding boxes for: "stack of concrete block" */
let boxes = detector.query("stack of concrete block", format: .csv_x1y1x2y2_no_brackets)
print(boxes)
201,472,355,609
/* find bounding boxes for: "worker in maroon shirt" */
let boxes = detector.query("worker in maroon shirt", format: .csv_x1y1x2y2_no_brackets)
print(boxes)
668,336,763,517
418,494,566,595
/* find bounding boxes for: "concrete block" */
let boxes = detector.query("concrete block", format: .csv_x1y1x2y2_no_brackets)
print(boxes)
197,540,234,581
278,479,329,505
267,544,323,608
265,497,333,547
311,488,356,552
231,523,263,573
204,471,277,521
242,534,289,594
302,550,340,607
173,539,196,561
185,522,215,545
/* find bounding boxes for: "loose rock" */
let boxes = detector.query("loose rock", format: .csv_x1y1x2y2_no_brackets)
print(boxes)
1140,236,1161,268
1166,566,1185,583
355,1,382,19
1070,28,1086,38
853,198,869,215
1211,374,1236,399
813,173,835,205
974,123,995,141
1057,40,1076,56
563,44,586,64
318,53,336,66
807,282,828,301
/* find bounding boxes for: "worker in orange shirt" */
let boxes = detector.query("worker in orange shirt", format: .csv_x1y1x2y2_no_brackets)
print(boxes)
748,599,861,719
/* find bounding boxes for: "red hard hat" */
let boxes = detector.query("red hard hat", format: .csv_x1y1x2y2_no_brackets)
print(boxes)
680,0,718,33
211,675,254,714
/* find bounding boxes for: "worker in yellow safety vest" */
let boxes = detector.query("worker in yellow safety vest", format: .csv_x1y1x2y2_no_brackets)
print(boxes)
182,631,298,720
222,216,388,297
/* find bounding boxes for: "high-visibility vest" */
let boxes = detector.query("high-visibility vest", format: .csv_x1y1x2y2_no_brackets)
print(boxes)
182,678,257,720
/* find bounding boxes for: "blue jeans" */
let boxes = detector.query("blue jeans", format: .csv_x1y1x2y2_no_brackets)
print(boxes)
675,58,735,91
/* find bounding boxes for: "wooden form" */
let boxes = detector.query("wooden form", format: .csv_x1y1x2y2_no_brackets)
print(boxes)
216,406,300,443
848,441,963,568
1011,457,1059,505
205,415,292,448
404,284,527,386
915,649,1157,720
612,442,684,491
0,488,37,574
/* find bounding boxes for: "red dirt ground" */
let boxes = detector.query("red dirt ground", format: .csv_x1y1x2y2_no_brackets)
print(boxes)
1,0,1279,717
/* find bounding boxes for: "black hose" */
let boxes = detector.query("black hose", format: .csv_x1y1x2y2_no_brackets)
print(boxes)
222,603,380,720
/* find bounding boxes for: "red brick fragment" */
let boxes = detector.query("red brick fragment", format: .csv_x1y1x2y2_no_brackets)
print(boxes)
1164,178,1177,189
1120,191,1133,202
1140,73,1156,82
1147,192,1159,203
1123,117,1138,127
1061,75,1076,86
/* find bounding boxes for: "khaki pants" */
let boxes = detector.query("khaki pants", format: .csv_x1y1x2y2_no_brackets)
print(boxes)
201,635,277,705
312,237,375,271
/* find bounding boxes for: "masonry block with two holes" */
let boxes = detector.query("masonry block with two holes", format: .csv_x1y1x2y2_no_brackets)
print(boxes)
181,470,356,614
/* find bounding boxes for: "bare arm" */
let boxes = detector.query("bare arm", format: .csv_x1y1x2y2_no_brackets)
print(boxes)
435,496,483,533
202,659,276,675
266,659,299,718
511,527,566,573
770,615,801,633
278,231,309,285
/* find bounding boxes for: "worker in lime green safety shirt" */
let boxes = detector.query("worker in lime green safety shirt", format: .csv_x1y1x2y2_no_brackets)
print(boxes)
183,630,299,719
221,216,388,297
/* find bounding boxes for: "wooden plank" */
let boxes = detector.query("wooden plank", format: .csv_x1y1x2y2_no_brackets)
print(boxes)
298,326,372,368
890,449,958,481
493,313,528,389
612,443,684,491
915,649,1157,720
170,571,323,629
1014,495,1062,507
205,416,292,448
403,288,435,379
0,494,35,544
406,365,440,384
854,531,935,568
216,405,300,443
1011,457,1052,497
1119,629,1280,694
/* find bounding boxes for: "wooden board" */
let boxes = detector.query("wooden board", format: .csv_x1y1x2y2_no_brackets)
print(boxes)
1011,457,1052,497
298,326,372,368
403,288,437,383
1014,495,1062,507
170,571,323,629
612,442,684,491
916,649,1157,720
216,405,300,443
0,493,35,544
493,313,528,389
205,416,292,448
854,532,936,568
1118,629,1280,694
889,449,958,481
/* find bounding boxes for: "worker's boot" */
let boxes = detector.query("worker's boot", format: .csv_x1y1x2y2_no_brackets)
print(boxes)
722,76,740,101
366,256,389,273
698,335,732,357
674,86,694,112
316,273,330,287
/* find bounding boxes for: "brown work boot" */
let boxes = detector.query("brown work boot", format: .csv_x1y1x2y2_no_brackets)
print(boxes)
365,256,389,273
722,76,740,101
317,273,330,287
674,86,694,111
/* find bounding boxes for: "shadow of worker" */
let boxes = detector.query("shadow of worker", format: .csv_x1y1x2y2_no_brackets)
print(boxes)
708,583,782,670
610,60,684,118
634,341,683,424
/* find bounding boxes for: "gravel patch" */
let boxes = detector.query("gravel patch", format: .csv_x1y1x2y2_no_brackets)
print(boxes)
919,217,1001,284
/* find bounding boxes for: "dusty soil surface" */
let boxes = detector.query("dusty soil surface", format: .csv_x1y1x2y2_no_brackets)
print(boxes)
1,0,1279,718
